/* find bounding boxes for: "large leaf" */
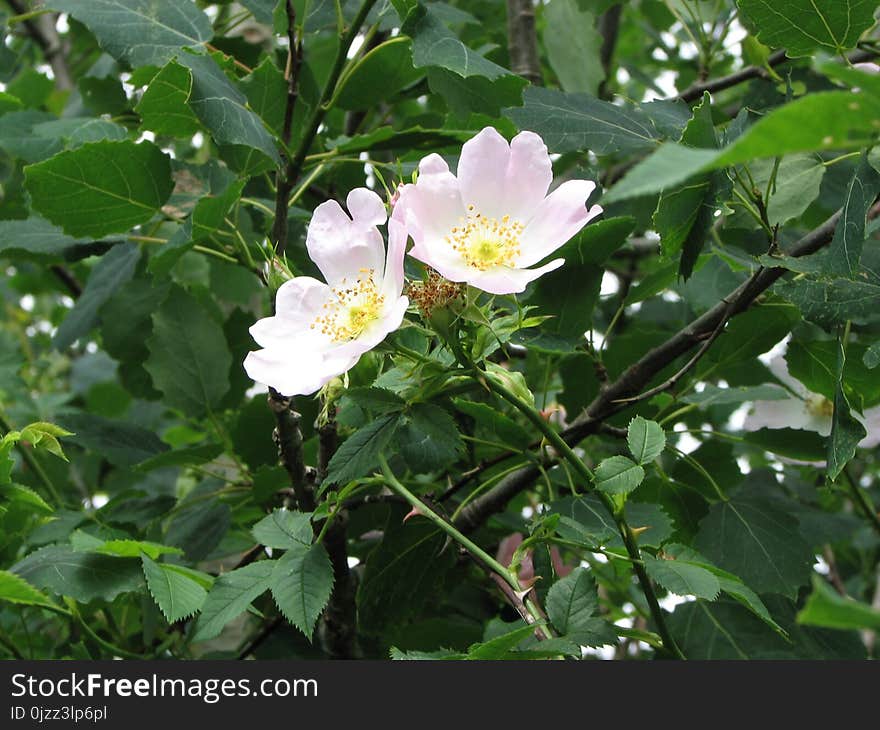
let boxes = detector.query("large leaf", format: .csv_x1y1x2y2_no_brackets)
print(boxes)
24,140,173,238
797,575,880,631
643,556,720,600
177,52,281,165
0,217,117,261
145,287,232,417
506,86,667,155
775,277,880,329
135,60,203,137
543,0,603,95
0,570,58,610
737,0,877,57
142,554,208,623
593,456,645,496
269,542,334,640
252,509,313,549
57,412,168,467
324,414,401,486
336,37,423,110
605,92,880,202
12,545,143,603
397,403,463,474
825,156,880,277
49,0,213,67
53,243,140,350
695,493,813,598
546,567,611,640
193,561,274,641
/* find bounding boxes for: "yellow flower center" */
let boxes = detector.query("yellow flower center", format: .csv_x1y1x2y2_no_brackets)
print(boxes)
805,393,834,418
312,269,385,342
446,204,523,271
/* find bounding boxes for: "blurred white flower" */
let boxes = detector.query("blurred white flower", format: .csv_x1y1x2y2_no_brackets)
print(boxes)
744,354,880,448
244,189,408,396
393,126,602,294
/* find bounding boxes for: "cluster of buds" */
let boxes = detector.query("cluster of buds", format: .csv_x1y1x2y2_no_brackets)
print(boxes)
406,269,465,320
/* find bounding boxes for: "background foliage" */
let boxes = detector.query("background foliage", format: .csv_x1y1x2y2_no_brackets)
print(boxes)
1,0,880,660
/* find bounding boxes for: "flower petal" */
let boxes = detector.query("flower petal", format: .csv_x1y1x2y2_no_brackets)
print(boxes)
382,217,408,298
772,353,808,396
744,397,813,432
346,187,387,228
458,128,553,222
243,347,340,397
518,180,601,267
249,277,330,350
306,198,385,285
465,258,565,295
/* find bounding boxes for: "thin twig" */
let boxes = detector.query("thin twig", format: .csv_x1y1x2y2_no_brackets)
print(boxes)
505,0,542,85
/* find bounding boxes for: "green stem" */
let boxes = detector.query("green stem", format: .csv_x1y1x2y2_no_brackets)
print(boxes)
284,0,379,187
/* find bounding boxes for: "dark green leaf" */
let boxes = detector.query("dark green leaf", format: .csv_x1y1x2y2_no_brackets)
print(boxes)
135,60,203,137
324,414,401,485
142,555,208,623
797,575,880,631
827,336,866,481
269,542,334,639
193,561,274,641
398,403,463,473
627,416,665,465
593,455,645,496
57,412,169,467
252,509,313,549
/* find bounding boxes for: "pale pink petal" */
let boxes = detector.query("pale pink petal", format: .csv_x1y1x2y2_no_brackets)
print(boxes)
744,398,813,432
458,128,554,222
382,217,408,298
306,199,385,285
857,407,880,448
346,188,387,228
395,155,465,245
243,348,336,397
465,258,565,295
518,180,601,267
249,277,330,350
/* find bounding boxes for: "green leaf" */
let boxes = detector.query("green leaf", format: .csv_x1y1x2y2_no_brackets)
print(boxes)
12,545,143,603
753,154,826,227
543,0,603,95
239,57,288,136
177,52,281,165
593,455,645,496
19,422,73,461
643,555,720,600
606,92,880,203
135,60,203,137
827,336,866,481
506,86,668,155
398,403,463,474
0,570,58,610
33,117,127,147
775,277,880,329
145,287,232,417
53,243,141,350
25,140,174,238
343,387,407,415
142,554,208,623
465,623,544,659
864,342,880,369
134,443,224,472
0,483,53,515
89,540,183,560
0,217,118,261
49,0,213,67
736,0,877,57
453,399,532,450
742,428,827,461
0,110,63,163
328,126,471,155
324,414,401,485
193,561,274,641
336,37,423,110
627,416,665,465
57,412,169,467
356,510,455,635
252,509,313,549
797,575,880,631
546,567,599,634
825,155,880,277
269,542,334,640
695,493,814,598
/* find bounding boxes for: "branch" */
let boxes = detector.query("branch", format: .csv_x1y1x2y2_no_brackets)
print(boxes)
268,389,314,512
597,3,623,99
455,209,844,532
505,0,542,85
49,264,82,298
270,0,304,256
7,0,73,91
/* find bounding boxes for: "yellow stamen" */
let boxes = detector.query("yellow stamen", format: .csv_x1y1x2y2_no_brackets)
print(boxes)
805,394,834,418
446,206,523,271
311,268,385,342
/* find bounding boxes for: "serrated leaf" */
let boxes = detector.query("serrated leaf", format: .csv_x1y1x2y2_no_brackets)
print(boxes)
546,567,601,634
324,414,401,486
269,542,334,640
398,403,463,474
252,509,313,549
0,483,53,514
12,545,143,602
797,575,880,631
145,287,232,417
506,86,667,155
775,277,880,330
0,570,58,610
643,555,720,600
193,561,274,641
827,337,866,481
142,554,207,623
593,455,645,496
466,623,543,659
53,243,141,350
135,60,203,137
453,399,531,450
134,443,224,472
57,412,169,467
343,387,407,415
627,416,665,465
92,540,183,560
49,0,213,67
736,0,876,57
25,140,174,238
696,493,813,598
